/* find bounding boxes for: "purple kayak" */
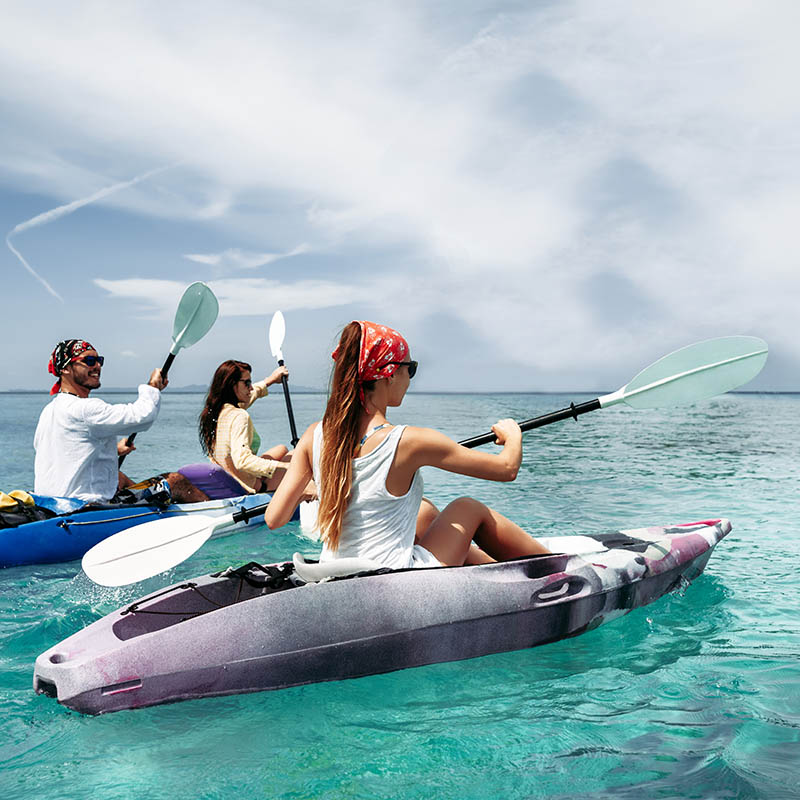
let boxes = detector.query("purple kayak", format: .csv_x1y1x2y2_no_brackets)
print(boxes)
34,518,731,714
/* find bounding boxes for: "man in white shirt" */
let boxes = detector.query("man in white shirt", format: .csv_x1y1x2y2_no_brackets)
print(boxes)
34,339,207,504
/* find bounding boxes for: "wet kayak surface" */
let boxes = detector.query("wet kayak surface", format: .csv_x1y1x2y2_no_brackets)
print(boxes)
2,391,799,798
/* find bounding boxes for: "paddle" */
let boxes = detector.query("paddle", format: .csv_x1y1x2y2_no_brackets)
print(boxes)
458,336,769,448
269,310,300,447
84,334,768,587
268,310,317,534
119,282,219,466
82,504,267,586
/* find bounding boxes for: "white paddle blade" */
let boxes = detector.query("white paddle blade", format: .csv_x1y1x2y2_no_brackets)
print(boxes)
269,310,286,360
81,513,228,587
170,282,219,355
615,335,768,409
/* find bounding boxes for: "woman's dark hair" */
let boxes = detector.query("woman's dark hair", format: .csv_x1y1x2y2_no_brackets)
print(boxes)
317,322,375,550
199,360,252,456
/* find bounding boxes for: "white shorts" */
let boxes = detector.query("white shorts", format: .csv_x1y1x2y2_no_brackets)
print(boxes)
411,544,442,568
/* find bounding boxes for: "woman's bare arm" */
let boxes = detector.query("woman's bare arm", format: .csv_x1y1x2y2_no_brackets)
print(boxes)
264,422,316,529
388,419,522,495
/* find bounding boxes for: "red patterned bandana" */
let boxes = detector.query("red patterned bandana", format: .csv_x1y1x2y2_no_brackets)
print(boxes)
332,321,410,405
48,339,94,395
355,321,409,381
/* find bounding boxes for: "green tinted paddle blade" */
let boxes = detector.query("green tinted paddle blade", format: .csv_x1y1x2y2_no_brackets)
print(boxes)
621,336,768,409
170,282,219,354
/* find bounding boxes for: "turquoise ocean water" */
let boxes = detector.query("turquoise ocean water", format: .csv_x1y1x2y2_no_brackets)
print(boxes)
1,391,799,799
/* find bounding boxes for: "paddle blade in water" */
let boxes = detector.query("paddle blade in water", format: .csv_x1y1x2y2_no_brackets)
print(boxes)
170,282,219,354
269,310,286,360
81,513,225,587
615,336,768,409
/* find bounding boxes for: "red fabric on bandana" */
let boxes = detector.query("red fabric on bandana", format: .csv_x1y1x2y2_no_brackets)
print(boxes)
356,321,409,382
332,321,409,405
48,339,94,394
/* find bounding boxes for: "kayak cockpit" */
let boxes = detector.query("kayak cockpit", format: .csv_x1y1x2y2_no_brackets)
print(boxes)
110,562,301,641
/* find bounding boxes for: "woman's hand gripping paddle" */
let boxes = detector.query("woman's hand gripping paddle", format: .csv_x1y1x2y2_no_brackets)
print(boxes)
86,334,767,587
119,282,219,466
269,311,299,447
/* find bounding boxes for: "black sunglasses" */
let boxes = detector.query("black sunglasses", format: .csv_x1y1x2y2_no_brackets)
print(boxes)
238,378,253,388
77,355,104,367
388,360,418,379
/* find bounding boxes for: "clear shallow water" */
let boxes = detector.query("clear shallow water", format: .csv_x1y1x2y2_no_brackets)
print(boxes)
1,391,799,799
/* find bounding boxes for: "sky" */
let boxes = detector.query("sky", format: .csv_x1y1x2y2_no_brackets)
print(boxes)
0,0,797,394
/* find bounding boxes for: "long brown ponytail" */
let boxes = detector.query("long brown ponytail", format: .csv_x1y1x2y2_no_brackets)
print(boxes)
317,322,374,550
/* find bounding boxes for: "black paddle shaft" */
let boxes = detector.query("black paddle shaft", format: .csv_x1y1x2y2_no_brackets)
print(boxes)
119,353,176,466
232,501,272,524
229,400,602,521
457,398,602,449
278,359,300,447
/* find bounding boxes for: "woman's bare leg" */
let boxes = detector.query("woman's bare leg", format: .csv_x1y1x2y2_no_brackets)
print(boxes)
419,496,549,566
415,497,440,543
465,543,495,565
262,445,289,461
417,498,494,563
263,447,291,492
471,501,550,561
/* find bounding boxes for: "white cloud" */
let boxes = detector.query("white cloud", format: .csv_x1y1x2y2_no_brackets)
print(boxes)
5,236,62,301
183,244,311,272
209,278,375,316
6,164,175,300
8,165,173,239
93,278,187,318
94,276,374,317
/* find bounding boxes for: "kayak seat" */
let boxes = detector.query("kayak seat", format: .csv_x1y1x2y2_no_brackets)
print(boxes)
177,463,247,500
292,552,383,583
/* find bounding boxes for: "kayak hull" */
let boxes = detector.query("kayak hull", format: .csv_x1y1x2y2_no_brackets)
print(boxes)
1,493,273,568
33,519,731,714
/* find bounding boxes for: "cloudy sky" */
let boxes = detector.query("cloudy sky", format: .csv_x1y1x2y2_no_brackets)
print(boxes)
1,0,796,393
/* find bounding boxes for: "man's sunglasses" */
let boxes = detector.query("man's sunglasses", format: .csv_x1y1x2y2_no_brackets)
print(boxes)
76,355,105,367
388,360,418,379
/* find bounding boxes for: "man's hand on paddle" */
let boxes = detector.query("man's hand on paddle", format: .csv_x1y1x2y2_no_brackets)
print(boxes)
148,368,168,391
117,439,136,457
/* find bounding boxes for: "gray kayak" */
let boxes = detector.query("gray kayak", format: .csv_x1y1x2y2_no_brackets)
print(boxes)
34,518,731,714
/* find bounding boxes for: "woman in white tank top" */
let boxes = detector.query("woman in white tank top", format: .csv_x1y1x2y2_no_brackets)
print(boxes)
266,321,550,568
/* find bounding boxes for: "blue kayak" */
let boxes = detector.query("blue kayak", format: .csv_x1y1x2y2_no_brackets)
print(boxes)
0,493,274,569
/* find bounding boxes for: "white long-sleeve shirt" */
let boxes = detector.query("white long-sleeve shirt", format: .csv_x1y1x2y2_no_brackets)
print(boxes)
34,385,161,501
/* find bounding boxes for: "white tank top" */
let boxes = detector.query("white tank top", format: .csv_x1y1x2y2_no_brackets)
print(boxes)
312,423,439,569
